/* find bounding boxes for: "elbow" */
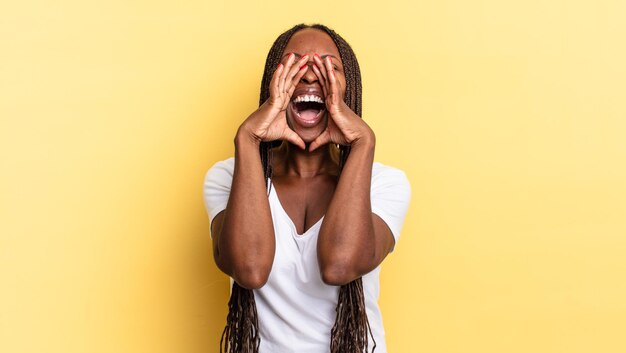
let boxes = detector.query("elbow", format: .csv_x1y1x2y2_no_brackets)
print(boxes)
319,248,376,286
233,265,271,289
214,251,271,289
320,265,359,286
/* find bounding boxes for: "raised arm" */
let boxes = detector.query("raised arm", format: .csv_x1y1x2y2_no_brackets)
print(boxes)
211,53,310,289
310,55,397,285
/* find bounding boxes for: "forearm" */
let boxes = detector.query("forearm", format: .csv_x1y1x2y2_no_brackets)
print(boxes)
317,134,377,284
216,130,276,288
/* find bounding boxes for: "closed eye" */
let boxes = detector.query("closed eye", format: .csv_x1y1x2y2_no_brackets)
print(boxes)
287,53,342,71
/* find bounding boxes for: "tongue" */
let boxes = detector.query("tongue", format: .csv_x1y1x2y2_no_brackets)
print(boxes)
299,109,319,121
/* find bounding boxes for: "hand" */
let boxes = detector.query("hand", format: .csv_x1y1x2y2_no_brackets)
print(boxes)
308,54,374,152
239,53,309,149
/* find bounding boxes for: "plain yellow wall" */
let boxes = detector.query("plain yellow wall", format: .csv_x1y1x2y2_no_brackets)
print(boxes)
2,0,625,352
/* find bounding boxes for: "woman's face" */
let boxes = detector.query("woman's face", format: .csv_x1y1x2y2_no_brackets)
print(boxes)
280,28,346,144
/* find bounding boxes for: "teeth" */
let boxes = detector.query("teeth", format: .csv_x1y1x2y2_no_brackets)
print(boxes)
293,95,324,104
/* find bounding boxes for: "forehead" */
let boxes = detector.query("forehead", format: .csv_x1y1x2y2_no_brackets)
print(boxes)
283,28,340,58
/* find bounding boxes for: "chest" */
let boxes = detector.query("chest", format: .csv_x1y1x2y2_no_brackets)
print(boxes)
270,175,336,235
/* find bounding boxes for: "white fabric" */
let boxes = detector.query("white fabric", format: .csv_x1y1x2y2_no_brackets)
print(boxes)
203,157,411,353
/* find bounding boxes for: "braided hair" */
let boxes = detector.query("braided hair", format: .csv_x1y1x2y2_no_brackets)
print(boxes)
220,23,374,353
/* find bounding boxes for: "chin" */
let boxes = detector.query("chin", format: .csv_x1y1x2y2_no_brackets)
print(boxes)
286,108,328,145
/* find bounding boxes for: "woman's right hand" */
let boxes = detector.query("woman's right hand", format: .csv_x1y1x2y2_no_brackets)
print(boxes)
238,53,310,149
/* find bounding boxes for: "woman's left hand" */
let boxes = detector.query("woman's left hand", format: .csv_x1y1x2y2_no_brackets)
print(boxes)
308,55,375,152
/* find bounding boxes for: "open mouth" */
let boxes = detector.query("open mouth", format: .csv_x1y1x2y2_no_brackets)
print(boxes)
290,95,326,127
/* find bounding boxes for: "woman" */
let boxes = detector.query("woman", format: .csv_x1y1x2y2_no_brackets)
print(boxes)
203,24,411,353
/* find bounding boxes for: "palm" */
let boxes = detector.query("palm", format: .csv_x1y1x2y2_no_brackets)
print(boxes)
241,53,310,149
261,110,292,142
308,55,372,152
321,114,350,146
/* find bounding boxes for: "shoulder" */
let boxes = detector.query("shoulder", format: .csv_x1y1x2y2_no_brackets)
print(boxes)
371,161,411,192
203,157,235,225
372,161,407,176
370,161,411,250
208,157,235,173
204,157,235,184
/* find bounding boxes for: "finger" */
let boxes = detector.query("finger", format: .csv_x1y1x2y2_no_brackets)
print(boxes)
270,63,284,94
324,56,337,89
287,64,309,98
313,54,328,83
311,64,328,97
324,56,340,107
268,63,284,106
309,129,331,152
284,128,306,150
284,54,309,93
278,53,296,93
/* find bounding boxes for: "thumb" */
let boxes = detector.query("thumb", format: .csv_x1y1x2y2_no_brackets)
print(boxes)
308,130,331,152
283,128,306,150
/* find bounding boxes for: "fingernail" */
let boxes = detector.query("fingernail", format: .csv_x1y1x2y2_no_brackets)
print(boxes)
288,52,294,58
302,54,309,59
277,63,282,69
300,64,307,70
314,53,320,58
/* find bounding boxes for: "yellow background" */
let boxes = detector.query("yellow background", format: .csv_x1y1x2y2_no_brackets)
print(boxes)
2,0,625,352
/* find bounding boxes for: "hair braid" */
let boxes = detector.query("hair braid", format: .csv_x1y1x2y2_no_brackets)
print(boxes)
221,23,374,353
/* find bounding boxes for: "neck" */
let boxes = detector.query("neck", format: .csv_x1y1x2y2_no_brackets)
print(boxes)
277,143,336,178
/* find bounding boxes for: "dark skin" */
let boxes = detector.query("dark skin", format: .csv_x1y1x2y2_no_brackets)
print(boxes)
211,28,395,289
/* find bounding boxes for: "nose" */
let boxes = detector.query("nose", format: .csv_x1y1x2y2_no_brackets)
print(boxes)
300,60,318,84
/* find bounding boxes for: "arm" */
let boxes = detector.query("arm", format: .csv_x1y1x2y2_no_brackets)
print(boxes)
316,135,396,286
211,133,275,289
210,53,310,289
311,55,396,285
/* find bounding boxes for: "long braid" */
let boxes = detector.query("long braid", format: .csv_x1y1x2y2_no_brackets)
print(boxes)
220,23,374,353
310,24,375,353
220,24,307,353
220,283,260,353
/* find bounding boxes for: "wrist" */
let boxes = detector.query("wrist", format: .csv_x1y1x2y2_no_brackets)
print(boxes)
235,125,261,148
351,127,376,150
